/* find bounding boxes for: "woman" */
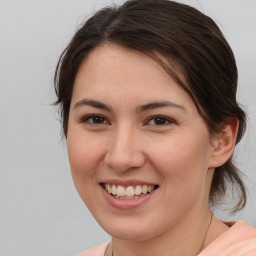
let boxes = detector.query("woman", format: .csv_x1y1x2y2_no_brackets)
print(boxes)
54,0,256,255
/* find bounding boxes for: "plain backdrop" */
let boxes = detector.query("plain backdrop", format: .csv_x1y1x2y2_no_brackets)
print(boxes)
0,0,255,255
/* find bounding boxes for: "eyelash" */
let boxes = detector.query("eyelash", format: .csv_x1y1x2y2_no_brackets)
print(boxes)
81,114,110,125
144,115,175,126
80,114,175,127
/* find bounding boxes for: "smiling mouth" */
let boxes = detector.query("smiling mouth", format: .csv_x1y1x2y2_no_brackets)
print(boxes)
102,183,159,199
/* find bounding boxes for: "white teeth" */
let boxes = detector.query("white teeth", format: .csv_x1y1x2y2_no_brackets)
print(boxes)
106,184,112,194
104,184,156,197
112,184,117,195
142,185,148,194
148,185,153,192
135,185,142,195
117,185,126,196
126,186,135,197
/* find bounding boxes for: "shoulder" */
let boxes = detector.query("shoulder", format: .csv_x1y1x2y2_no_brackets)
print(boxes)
199,221,256,256
74,241,111,256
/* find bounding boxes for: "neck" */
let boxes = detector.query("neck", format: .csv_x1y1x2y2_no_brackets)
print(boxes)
111,208,213,256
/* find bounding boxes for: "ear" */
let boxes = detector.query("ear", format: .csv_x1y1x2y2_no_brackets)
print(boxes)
209,118,239,168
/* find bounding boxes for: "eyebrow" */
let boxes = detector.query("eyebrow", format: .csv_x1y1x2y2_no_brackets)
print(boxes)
73,99,185,112
136,101,186,112
73,99,112,111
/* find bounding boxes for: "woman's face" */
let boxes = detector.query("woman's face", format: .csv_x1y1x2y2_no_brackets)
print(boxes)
67,44,216,241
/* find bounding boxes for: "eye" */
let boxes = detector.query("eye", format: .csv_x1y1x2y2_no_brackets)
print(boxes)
81,115,109,125
145,115,174,126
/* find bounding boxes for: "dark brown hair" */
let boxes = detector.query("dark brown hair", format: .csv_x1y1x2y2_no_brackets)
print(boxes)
54,0,247,212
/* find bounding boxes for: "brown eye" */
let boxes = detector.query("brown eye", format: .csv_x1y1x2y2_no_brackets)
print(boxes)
146,116,173,126
82,115,109,125
153,117,168,125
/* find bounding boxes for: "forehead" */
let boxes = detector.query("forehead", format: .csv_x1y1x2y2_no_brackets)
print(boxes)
76,44,170,84
71,44,194,110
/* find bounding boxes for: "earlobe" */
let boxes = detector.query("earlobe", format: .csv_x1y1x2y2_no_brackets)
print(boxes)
209,118,239,168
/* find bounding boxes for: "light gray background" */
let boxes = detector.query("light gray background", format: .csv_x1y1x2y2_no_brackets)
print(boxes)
0,0,255,255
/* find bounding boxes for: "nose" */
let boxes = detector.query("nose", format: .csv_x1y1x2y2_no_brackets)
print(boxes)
104,125,146,172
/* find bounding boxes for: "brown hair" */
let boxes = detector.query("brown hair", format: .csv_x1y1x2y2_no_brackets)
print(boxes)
54,0,247,212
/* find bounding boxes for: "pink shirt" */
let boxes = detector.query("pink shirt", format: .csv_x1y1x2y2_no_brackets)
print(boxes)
199,221,256,256
75,222,256,256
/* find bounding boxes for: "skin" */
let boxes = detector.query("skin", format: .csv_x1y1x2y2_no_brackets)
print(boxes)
67,44,236,256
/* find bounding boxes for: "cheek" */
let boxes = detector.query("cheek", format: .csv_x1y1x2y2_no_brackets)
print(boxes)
67,132,107,211
147,139,211,219
148,133,212,188
67,131,104,183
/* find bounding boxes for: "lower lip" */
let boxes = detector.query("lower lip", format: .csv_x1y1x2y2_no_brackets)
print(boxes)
101,185,157,210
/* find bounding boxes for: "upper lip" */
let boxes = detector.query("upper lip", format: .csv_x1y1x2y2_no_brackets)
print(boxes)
100,179,158,187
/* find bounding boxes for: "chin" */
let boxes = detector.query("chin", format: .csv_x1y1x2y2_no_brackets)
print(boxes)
98,218,159,242
109,229,153,242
